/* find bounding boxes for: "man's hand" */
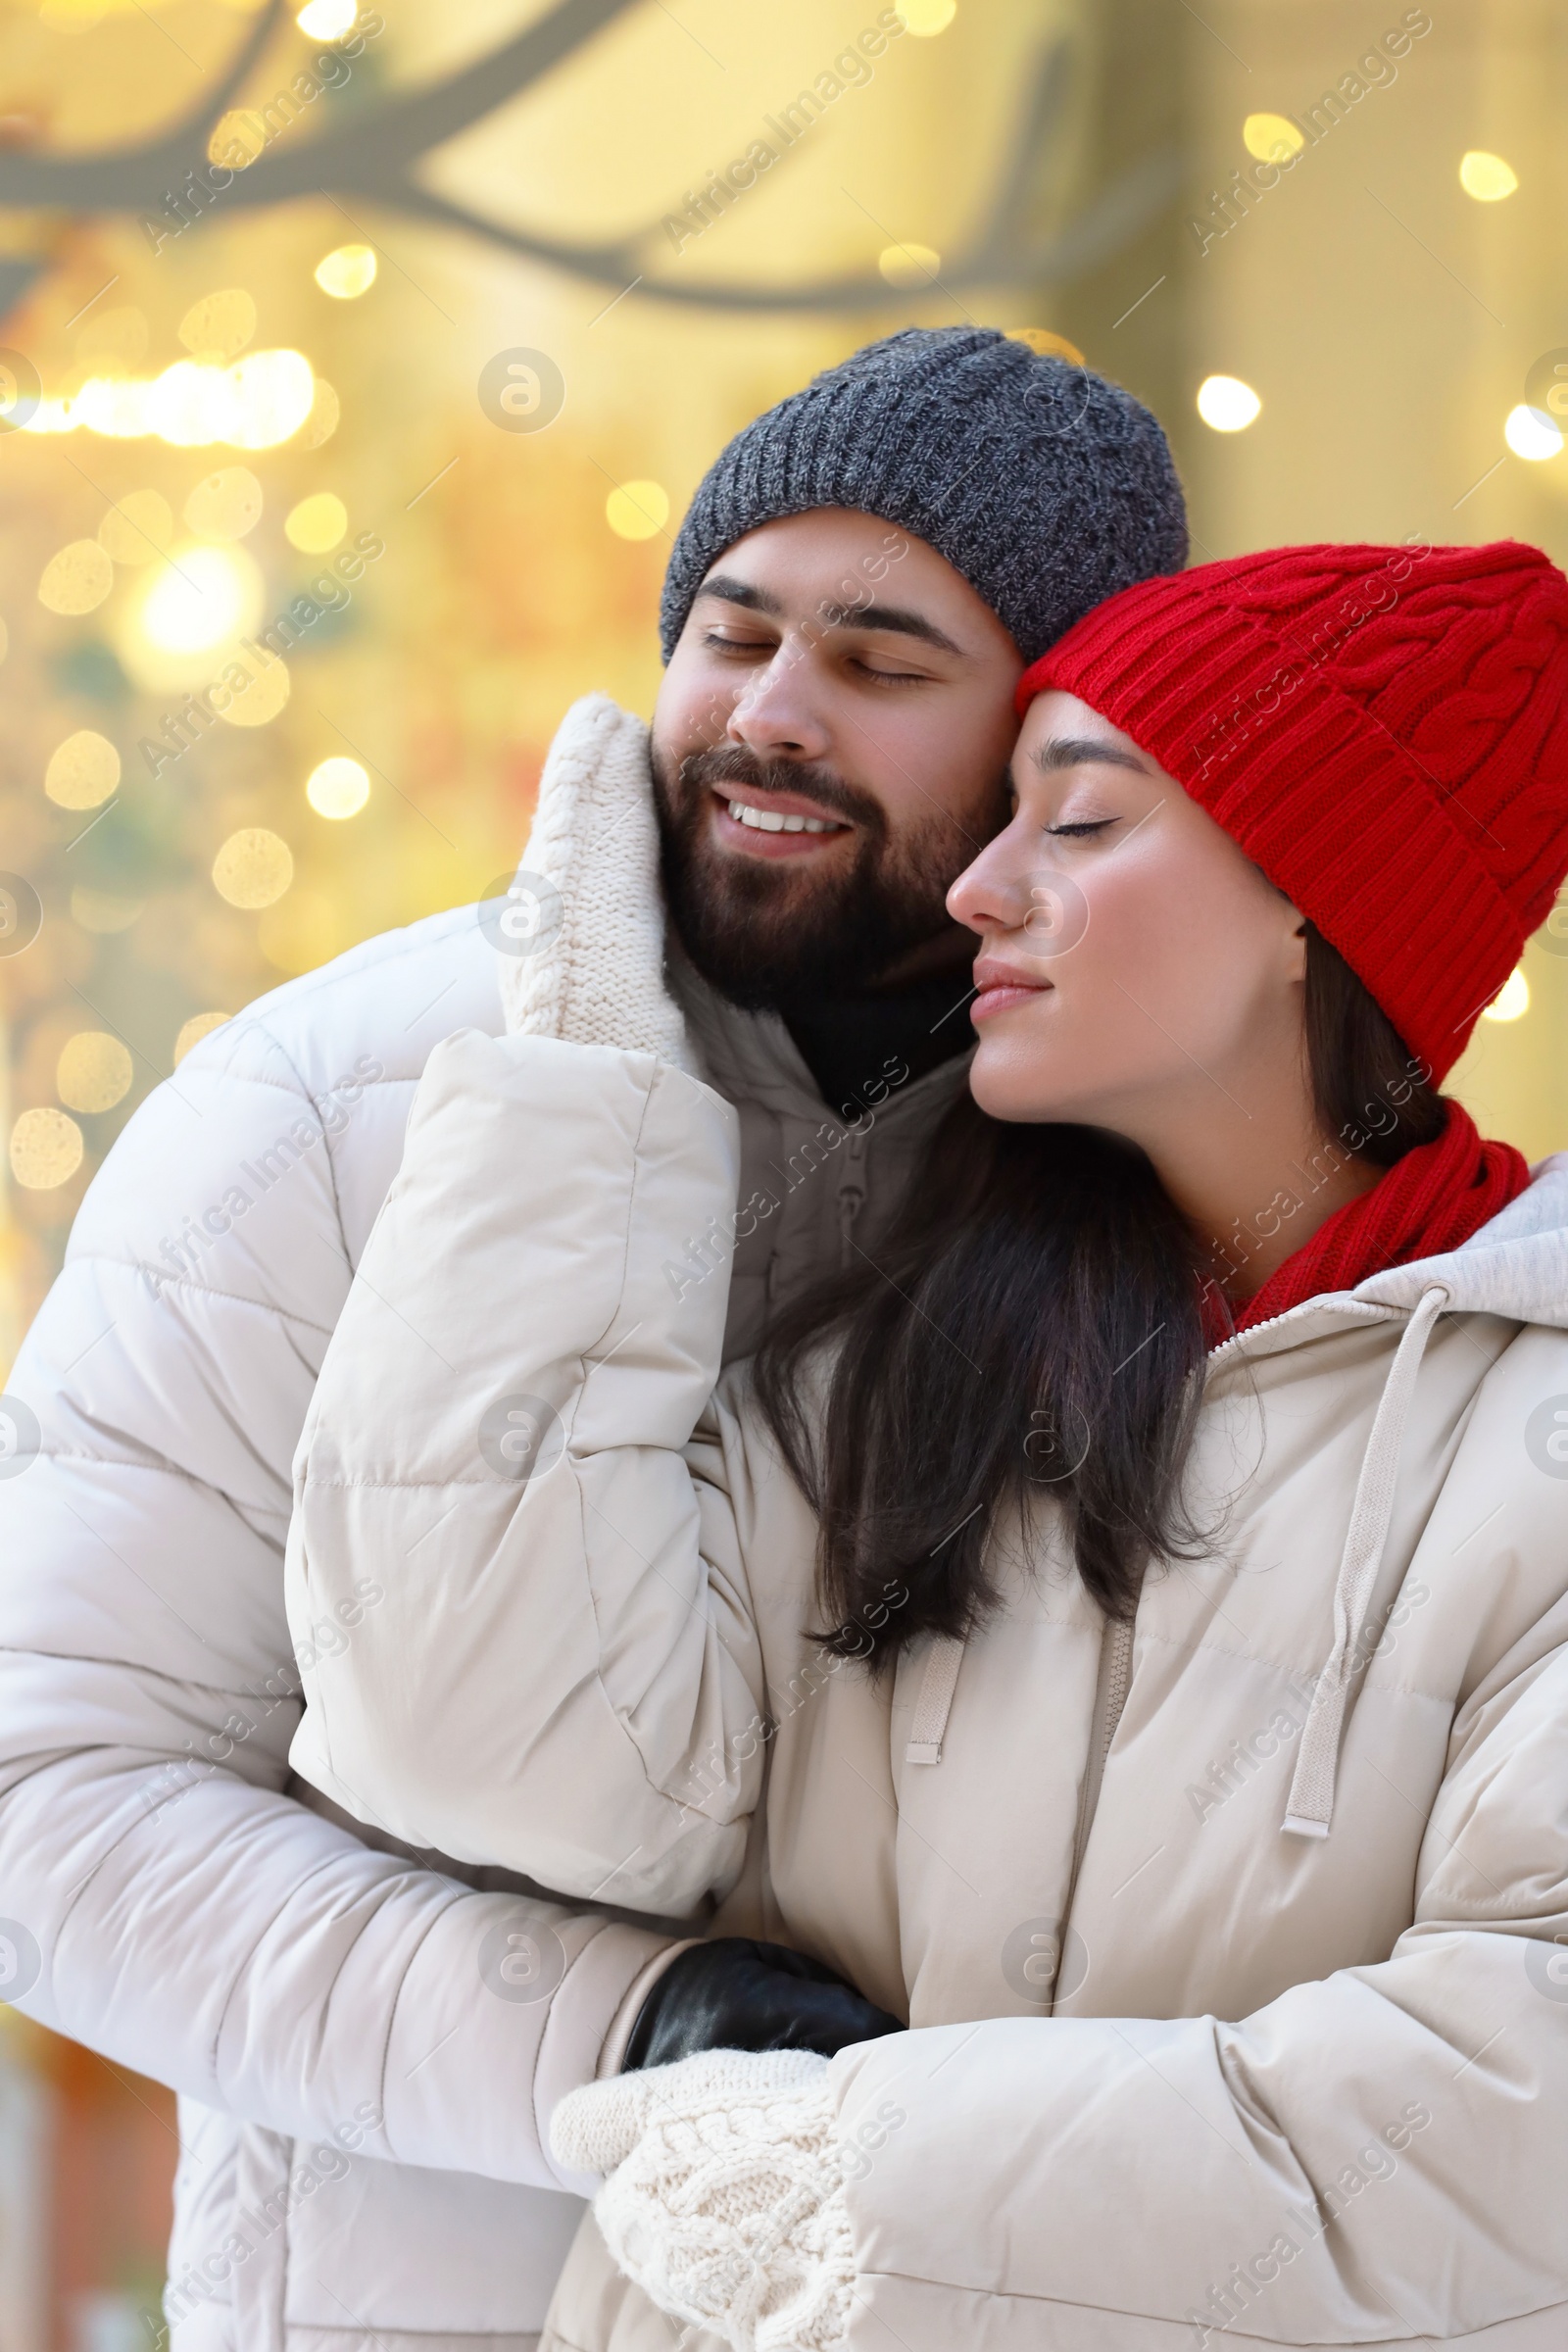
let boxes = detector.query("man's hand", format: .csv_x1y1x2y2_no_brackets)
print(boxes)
624,1937,903,2072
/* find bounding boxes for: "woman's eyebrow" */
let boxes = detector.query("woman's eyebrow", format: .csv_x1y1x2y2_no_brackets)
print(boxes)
1033,735,1152,775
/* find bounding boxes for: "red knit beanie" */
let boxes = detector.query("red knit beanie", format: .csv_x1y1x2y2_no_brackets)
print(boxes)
1015,540,1568,1079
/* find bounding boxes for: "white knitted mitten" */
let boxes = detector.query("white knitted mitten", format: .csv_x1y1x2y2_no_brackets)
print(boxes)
496,692,696,1072
551,2049,854,2352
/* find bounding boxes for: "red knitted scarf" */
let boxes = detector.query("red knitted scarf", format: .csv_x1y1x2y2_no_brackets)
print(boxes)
1204,1102,1529,1346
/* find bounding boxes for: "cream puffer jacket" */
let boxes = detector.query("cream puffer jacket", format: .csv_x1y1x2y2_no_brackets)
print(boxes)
288,940,1568,2350
0,697,965,2352
289,1001,1568,2350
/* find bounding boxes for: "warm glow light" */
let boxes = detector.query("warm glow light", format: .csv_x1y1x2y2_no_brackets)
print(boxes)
1459,150,1518,202
1482,966,1531,1022
20,350,315,448
213,828,293,908
173,1011,230,1064
606,480,670,540
1243,112,1305,161
878,242,942,287
57,1032,133,1113
11,1107,83,1190
306,757,370,819
38,539,114,613
899,0,956,31
1198,374,1262,431
297,0,357,31
315,245,377,300
138,544,257,654
1505,404,1561,461
285,493,349,552
98,488,172,565
45,730,121,808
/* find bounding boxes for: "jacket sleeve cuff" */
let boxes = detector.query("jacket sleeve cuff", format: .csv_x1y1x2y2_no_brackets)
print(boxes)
594,1938,704,2079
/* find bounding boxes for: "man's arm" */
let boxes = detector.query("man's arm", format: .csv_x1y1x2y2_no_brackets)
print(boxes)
0,997,671,2193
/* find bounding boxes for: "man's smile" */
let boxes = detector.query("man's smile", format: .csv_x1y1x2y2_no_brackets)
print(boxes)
710,783,855,860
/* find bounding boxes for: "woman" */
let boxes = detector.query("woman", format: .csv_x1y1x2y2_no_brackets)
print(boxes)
286,541,1568,2352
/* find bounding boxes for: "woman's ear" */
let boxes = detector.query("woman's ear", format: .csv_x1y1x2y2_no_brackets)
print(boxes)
1283,912,1310,984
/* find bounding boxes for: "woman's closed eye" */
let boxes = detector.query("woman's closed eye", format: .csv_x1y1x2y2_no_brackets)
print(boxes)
1044,817,1118,840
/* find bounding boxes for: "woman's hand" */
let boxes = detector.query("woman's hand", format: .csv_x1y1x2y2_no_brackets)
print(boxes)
625,1937,904,2071
552,2047,854,2352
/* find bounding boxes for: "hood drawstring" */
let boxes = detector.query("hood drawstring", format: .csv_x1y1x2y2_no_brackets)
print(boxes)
906,1634,965,1764
1282,1284,1449,1840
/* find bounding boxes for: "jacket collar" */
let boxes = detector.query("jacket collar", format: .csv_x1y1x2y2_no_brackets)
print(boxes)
1209,1152,1568,1369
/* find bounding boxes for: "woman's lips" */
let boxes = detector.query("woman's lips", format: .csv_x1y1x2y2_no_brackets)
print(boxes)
970,959,1052,1021
971,981,1050,1021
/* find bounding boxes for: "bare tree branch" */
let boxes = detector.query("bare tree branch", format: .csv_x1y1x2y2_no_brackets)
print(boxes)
0,2,1177,321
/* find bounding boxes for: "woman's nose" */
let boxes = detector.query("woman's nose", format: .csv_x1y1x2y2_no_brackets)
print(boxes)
948,833,1025,936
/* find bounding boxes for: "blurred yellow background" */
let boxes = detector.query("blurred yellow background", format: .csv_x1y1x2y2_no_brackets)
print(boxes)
1,0,1566,2343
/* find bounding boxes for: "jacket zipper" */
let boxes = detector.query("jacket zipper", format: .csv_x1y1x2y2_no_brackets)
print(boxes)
1052,1612,1135,2009
836,1130,868,1268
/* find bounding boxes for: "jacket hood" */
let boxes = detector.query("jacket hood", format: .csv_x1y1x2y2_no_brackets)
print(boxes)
1354,1150,1568,1328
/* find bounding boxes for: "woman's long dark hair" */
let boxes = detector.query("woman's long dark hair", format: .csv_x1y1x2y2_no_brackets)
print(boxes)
753,926,1447,1665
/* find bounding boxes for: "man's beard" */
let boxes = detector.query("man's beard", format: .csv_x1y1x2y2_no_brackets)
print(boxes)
651,740,1004,1012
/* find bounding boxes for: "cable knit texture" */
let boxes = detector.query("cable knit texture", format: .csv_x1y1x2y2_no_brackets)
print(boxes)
660,325,1188,663
551,2050,853,2352
498,692,697,1072
1019,539,1568,1078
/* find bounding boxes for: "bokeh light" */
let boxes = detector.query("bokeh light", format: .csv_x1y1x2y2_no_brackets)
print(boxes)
1483,966,1531,1022
285,493,349,552
135,544,262,657
298,0,359,30
57,1033,133,1113
605,480,669,539
10,1108,83,1191
177,290,259,362
900,0,956,30
22,351,315,447
306,757,370,818
173,1011,231,1064
44,731,121,809
1505,404,1561,460
183,467,265,540
1197,374,1262,431
315,246,377,299
1243,113,1305,161
212,829,293,908
38,540,114,614
878,242,942,286
1459,150,1518,201
70,887,142,934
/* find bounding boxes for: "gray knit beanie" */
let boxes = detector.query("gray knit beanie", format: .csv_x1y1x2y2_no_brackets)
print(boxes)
660,326,1188,665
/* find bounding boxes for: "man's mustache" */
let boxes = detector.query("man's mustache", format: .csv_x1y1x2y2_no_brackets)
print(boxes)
675,744,884,835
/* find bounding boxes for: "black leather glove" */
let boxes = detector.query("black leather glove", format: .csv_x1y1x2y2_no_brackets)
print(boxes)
622,1936,904,2072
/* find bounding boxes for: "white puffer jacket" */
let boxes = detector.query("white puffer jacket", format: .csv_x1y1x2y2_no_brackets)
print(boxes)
0,699,966,2352
288,953,1568,2343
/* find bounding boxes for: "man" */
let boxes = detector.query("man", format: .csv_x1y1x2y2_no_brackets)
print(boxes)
0,326,1184,2352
